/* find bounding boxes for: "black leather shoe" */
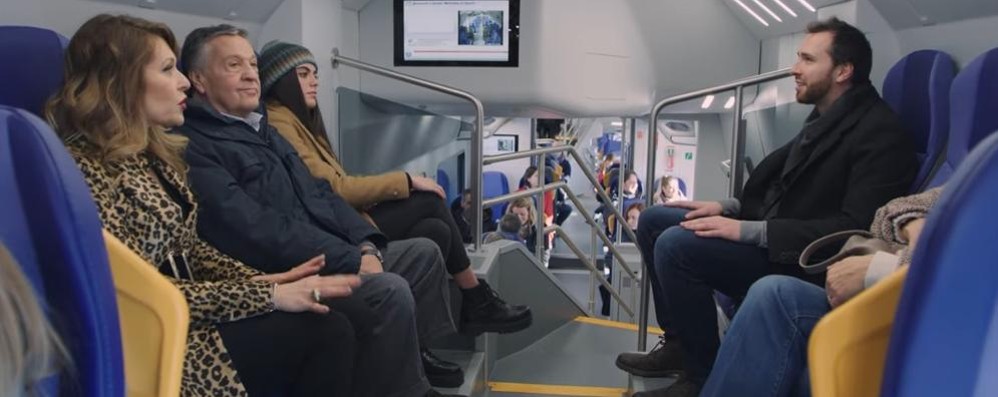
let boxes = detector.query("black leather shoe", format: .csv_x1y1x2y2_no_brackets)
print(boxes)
459,279,532,335
615,335,685,378
421,348,464,388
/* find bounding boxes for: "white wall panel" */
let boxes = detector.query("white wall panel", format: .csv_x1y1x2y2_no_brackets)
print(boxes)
896,15,998,68
258,0,302,45
356,0,760,118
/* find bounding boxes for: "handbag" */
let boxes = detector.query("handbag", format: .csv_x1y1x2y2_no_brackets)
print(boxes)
798,230,894,274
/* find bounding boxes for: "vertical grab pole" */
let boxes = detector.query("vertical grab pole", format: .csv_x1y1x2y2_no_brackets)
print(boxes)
589,226,598,314
639,115,659,350
728,86,746,197
532,120,545,263
472,102,485,250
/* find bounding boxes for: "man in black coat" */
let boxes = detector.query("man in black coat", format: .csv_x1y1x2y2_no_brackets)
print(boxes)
619,18,917,397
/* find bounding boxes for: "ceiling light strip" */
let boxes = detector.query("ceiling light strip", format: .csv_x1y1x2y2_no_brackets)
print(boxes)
796,0,816,12
701,95,716,109
724,96,736,109
771,0,798,17
733,0,770,26
752,0,783,22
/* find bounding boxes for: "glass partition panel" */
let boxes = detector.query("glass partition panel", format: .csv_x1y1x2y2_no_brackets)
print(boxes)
337,86,471,178
648,73,802,200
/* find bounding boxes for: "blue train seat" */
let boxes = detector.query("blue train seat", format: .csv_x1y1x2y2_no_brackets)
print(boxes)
924,47,998,188
0,26,68,116
880,130,998,397
882,50,955,192
0,105,126,396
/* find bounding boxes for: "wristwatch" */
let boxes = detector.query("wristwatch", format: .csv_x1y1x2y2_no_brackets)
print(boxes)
360,244,384,264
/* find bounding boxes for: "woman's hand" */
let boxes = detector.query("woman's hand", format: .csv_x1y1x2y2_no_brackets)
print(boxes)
273,274,362,314
902,218,926,249
411,175,446,200
825,255,874,308
251,255,325,284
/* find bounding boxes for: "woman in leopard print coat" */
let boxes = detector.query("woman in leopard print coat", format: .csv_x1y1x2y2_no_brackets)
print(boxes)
47,14,362,396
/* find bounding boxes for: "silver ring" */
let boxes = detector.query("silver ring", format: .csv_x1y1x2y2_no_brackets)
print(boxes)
312,288,321,303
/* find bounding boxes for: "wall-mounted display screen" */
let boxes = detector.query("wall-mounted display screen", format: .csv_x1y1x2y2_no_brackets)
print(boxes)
394,0,520,67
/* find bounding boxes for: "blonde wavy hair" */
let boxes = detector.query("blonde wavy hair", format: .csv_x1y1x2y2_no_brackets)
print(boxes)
0,245,69,397
45,14,188,175
507,197,538,233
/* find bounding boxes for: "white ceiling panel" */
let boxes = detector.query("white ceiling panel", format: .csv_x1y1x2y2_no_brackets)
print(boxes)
342,0,373,11
90,0,284,22
869,0,998,29
233,0,285,21
720,0,849,39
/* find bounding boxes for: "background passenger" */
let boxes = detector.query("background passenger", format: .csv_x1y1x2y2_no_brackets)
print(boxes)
518,165,538,190
620,170,641,200
452,189,475,243
599,202,645,316
451,189,497,242
507,197,550,265
625,202,645,230
654,176,687,205
483,213,524,244
0,244,68,397
597,153,615,188
46,15,362,396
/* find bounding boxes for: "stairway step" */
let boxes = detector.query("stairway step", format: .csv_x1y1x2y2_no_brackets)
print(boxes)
629,375,679,395
488,381,627,396
489,317,661,396
432,350,486,397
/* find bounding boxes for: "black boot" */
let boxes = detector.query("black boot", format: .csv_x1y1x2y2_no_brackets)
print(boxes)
459,279,532,335
615,335,685,378
421,347,464,388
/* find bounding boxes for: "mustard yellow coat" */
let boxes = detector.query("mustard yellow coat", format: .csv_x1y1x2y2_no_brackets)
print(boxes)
266,101,410,214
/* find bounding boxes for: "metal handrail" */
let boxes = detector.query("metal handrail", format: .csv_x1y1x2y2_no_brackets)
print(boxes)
330,49,487,251
638,68,794,350
546,225,634,317
483,146,640,245
481,180,639,315
481,180,640,281
481,181,566,207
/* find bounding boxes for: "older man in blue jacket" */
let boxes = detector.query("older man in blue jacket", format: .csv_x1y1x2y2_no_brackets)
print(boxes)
175,25,461,397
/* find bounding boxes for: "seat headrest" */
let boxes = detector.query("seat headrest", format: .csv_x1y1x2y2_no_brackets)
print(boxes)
882,50,955,155
0,26,68,117
948,47,998,166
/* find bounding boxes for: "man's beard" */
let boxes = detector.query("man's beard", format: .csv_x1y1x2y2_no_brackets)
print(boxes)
796,74,833,105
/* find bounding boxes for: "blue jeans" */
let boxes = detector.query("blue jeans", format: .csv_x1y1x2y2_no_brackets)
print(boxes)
636,206,776,383
701,276,831,397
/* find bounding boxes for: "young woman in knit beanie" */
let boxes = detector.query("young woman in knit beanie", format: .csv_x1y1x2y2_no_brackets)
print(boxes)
258,41,533,388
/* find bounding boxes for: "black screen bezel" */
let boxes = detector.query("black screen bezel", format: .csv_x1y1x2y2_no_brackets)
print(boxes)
393,0,520,67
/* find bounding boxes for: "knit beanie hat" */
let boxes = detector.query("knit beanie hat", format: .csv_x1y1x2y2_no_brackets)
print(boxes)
258,40,317,95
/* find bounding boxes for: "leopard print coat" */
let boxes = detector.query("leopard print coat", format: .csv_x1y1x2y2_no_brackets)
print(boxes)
65,138,275,396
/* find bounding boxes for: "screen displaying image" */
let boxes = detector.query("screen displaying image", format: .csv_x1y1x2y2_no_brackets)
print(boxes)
395,0,519,67
458,10,503,46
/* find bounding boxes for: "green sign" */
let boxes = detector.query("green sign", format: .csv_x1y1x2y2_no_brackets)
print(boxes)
684,152,693,160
